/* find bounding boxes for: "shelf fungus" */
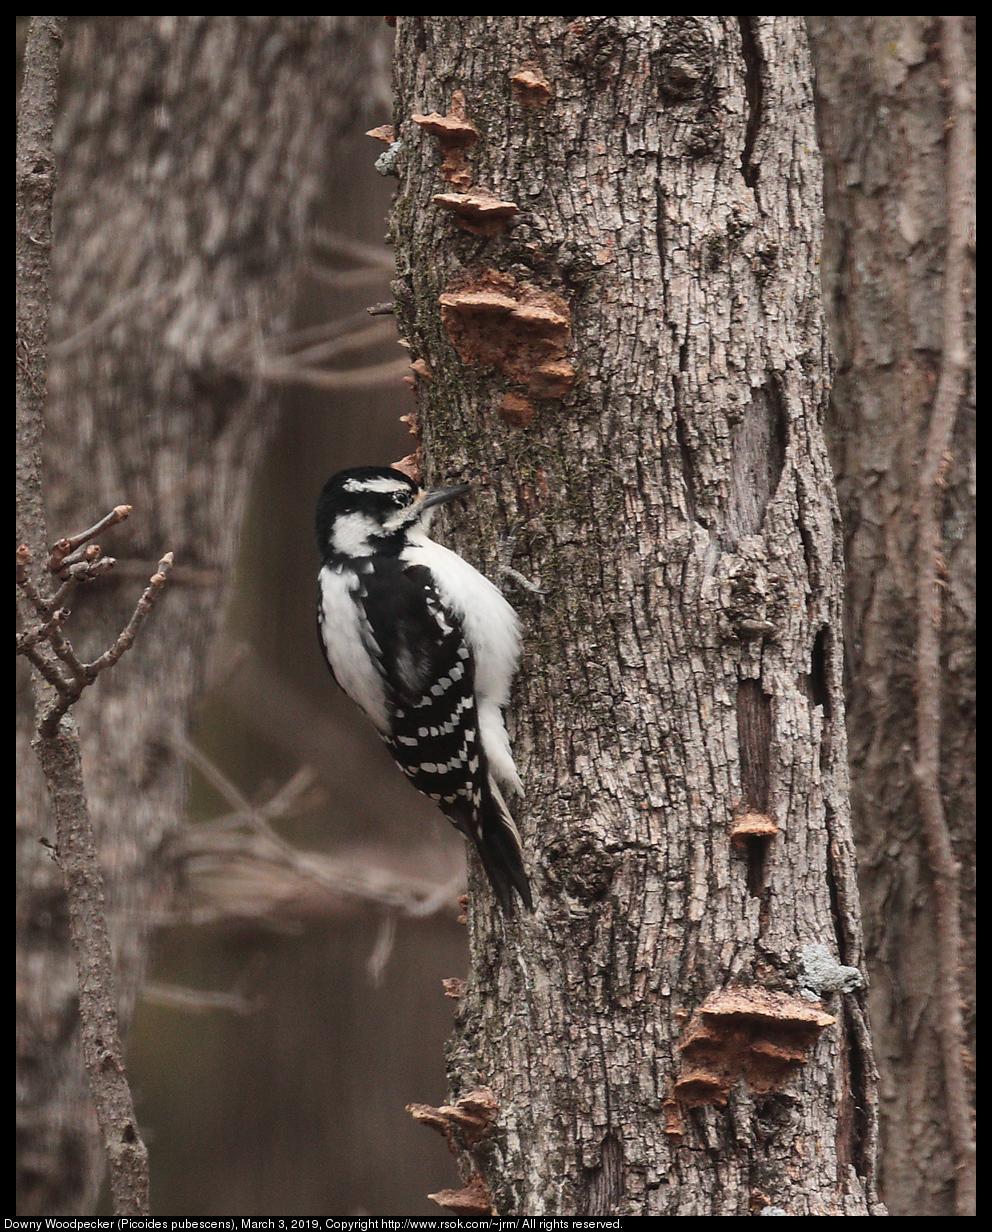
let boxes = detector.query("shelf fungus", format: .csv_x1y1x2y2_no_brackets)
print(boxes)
412,90,478,189
433,188,520,236
390,450,422,484
439,269,574,399
428,1173,492,1217
674,987,835,1106
498,391,536,429
730,811,779,847
407,1087,499,1150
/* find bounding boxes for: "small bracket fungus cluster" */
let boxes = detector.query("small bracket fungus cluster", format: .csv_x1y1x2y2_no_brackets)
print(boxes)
411,90,479,190
674,987,836,1107
407,1085,499,1152
412,89,520,236
407,1087,499,1216
439,268,575,401
401,80,575,441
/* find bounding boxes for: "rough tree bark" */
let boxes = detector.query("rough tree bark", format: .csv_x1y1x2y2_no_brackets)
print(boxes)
807,16,976,1217
16,16,389,1215
391,16,883,1216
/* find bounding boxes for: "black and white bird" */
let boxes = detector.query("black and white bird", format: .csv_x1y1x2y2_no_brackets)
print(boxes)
315,465,532,914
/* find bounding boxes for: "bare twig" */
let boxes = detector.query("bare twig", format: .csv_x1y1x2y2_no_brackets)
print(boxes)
913,15,975,1218
48,503,131,572
179,824,465,924
263,317,396,369
79,553,174,677
308,264,393,289
367,913,397,985
142,981,260,1016
267,307,388,353
110,558,222,588
169,741,464,922
19,640,72,693
16,605,69,654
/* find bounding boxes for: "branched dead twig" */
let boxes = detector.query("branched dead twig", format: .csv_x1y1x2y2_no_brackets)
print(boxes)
251,246,404,390
16,532,174,737
913,14,975,1219
256,355,411,392
48,503,132,572
311,226,395,270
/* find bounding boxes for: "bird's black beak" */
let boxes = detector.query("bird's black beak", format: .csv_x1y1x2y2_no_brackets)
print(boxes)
419,482,471,511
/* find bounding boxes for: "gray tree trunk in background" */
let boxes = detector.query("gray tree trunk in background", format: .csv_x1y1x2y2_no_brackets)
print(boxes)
16,16,389,1215
808,16,975,1217
391,16,883,1216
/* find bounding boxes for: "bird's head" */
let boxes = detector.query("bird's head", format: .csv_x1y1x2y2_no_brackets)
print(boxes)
315,466,470,559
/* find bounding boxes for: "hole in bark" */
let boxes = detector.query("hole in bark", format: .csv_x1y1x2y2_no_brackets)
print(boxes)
738,17,763,188
808,625,831,718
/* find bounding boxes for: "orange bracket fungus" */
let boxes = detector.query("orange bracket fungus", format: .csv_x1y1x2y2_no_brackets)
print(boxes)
428,1173,492,1217
433,189,520,236
439,268,574,399
412,90,478,189
730,811,780,846
674,987,836,1107
511,63,553,106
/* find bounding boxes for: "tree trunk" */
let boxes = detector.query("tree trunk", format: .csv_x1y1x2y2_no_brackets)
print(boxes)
16,16,387,1215
807,16,976,1217
392,16,883,1216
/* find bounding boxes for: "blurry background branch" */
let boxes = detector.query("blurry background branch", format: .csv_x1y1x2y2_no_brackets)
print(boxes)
809,16,975,1215
168,736,463,936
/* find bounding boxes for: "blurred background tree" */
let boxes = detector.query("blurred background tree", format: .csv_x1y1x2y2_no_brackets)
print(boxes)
809,17,975,1215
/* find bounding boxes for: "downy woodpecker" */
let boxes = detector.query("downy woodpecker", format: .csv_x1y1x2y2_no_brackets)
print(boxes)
315,466,532,913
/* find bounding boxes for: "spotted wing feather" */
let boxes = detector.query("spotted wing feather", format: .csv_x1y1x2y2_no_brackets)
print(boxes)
353,560,530,912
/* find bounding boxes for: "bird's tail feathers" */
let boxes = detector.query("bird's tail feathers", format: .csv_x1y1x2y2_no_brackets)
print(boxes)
473,777,533,914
